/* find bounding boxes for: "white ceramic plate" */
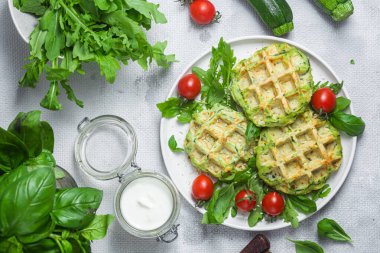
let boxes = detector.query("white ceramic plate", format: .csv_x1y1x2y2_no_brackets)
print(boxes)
8,0,36,43
160,36,357,231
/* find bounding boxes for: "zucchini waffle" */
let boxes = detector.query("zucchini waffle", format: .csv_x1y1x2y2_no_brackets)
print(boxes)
184,104,254,179
256,108,342,195
231,43,313,127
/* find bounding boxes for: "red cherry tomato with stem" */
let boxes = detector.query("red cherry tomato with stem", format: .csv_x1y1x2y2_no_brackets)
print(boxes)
192,174,214,201
262,192,285,216
311,87,336,113
189,0,217,25
235,189,256,212
178,73,201,100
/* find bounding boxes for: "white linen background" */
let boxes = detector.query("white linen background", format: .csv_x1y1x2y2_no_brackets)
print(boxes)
1,0,379,252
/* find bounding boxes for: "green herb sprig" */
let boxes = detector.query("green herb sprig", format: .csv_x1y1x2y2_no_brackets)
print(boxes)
317,218,352,242
168,135,184,153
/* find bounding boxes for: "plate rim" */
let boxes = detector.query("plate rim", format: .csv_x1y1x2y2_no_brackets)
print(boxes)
160,35,357,231
8,0,30,43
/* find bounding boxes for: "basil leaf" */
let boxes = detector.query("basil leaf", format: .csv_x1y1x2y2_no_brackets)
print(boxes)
40,121,54,152
289,240,324,253
0,236,23,253
168,135,184,153
281,197,299,228
80,215,114,240
7,111,44,157
288,195,317,214
329,112,365,136
0,166,55,237
310,184,331,201
23,238,60,253
248,208,264,227
317,218,352,242
17,219,55,244
51,188,103,229
245,121,261,142
0,128,29,171
333,97,351,113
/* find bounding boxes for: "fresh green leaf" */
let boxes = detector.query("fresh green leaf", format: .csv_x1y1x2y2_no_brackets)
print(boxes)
22,238,60,253
312,81,343,94
317,218,352,242
288,195,317,214
310,184,331,201
231,205,237,218
248,208,264,227
19,58,44,88
220,168,252,183
39,10,65,61
0,165,55,237
333,97,351,113
0,128,29,172
193,38,237,110
288,239,324,253
329,111,365,136
245,121,261,142
7,111,43,157
51,188,103,229
60,81,84,108
0,236,23,253
125,0,167,24
40,121,54,152
40,82,62,111
13,0,47,16
24,150,56,169
80,215,114,240
157,97,202,123
95,54,121,83
54,166,66,180
350,59,355,65
17,219,55,244
281,197,299,228
168,135,184,153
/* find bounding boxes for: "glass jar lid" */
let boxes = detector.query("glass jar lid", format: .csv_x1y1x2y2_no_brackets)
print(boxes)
74,115,137,180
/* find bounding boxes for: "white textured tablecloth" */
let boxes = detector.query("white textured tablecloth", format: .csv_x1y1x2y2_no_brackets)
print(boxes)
1,0,380,252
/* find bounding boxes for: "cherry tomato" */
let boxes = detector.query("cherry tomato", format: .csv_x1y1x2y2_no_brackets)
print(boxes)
235,189,256,212
262,192,285,216
189,0,216,25
177,73,201,100
192,174,214,201
311,87,336,113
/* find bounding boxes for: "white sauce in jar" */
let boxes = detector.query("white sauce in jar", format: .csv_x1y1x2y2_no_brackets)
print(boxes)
120,176,174,231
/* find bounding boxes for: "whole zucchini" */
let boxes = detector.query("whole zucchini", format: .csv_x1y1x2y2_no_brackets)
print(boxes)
314,0,354,21
247,0,294,36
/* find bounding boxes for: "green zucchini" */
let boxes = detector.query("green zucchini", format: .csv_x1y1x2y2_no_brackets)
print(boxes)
314,0,354,21
247,0,294,36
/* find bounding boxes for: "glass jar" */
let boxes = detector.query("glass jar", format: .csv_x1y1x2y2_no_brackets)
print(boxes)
74,115,180,242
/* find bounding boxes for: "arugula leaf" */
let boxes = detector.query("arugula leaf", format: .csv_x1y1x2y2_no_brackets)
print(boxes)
329,112,365,136
192,38,237,110
245,121,261,142
281,197,299,228
310,184,331,201
40,82,62,111
157,97,202,123
168,135,184,153
80,215,114,240
288,195,317,214
288,239,324,253
248,208,264,227
311,81,343,94
317,218,352,242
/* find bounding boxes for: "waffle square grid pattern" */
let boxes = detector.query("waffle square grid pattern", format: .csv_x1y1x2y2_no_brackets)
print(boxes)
185,105,254,179
232,44,313,127
257,110,343,194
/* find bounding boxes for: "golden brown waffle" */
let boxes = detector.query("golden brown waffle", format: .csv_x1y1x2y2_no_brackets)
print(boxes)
231,43,313,127
184,104,254,179
256,108,342,195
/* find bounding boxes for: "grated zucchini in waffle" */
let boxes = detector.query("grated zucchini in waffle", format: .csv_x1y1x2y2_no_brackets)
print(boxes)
184,104,254,179
231,43,313,127
256,108,343,195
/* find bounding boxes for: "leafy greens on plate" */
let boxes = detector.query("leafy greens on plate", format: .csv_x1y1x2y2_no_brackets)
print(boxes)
14,0,175,110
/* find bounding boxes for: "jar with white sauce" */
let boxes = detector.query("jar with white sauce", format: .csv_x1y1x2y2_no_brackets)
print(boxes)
74,115,180,242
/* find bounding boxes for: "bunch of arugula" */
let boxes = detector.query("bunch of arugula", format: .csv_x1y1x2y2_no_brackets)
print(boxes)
14,0,175,110
157,37,236,122
0,111,113,253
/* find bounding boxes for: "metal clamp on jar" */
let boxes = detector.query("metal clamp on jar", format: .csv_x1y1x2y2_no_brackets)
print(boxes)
74,115,180,243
